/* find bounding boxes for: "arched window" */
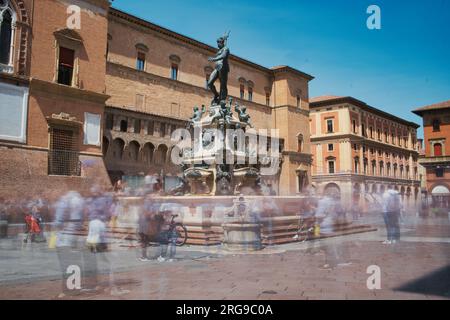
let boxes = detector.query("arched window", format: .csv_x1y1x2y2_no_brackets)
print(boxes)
0,0,16,69
297,134,303,153
112,138,125,159
128,141,140,161
434,143,443,157
354,157,360,174
120,119,128,132
169,54,181,80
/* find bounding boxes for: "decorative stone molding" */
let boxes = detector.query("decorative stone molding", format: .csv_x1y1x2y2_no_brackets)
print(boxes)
54,28,84,45
238,77,246,85
169,54,181,64
135,43,149,52
46,112,82,128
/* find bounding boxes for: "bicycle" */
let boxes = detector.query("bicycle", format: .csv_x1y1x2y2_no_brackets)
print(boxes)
141,214,188,247
167,214,188,247
292,216,316,242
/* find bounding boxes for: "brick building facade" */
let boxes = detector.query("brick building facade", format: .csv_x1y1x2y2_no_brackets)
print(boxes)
310,96,421,211
413,100,450,209
0,1,314,197
0,0,111,198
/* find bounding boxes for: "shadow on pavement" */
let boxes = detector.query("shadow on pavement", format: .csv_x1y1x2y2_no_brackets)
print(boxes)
396,265,450,298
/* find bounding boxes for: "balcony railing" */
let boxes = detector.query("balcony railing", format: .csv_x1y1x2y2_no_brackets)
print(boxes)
419,156,450,165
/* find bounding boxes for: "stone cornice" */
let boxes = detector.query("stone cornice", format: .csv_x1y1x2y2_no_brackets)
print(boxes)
312,173,420,185
108,8,314,80
105,105,188,124
310,96,420,129
273,105,310,117
0,141,103,157
271,66,314,81
0,72,30,85
30,78,109,104
311,133,420,156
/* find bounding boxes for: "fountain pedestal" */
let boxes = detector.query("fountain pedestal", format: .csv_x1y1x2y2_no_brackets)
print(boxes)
222,222,262,251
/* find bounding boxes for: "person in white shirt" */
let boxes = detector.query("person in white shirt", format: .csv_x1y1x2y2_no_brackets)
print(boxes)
381,189,403,244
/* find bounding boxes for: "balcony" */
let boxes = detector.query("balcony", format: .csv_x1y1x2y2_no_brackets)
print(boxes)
419,156,450,165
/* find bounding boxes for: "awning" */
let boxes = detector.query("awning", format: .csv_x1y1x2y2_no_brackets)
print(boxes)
431,185,450,195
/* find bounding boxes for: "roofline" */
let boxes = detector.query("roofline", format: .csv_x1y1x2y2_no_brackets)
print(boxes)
310,96,420,129
109,7,314,81
412,109,424,117
412,106,450,117
271,66,314,81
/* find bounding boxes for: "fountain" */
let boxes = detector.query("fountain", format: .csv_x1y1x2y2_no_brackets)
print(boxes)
114,32,376,251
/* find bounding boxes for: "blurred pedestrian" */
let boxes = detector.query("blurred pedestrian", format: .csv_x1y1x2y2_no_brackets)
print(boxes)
53,191,86,298
317,194,351,269
137,199,154,262
381,189,403,244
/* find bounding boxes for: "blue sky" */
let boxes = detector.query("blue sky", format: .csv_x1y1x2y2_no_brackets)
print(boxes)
112,0,450,138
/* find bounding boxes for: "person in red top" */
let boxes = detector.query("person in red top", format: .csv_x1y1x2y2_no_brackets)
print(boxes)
24,208,41,243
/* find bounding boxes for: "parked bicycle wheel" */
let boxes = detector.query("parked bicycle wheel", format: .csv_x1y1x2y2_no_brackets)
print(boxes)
173,223,188,246
297,224,309,243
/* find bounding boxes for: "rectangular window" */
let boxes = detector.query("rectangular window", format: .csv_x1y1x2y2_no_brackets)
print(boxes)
248,87,253,102
435,168,444,178
297,95,301,108
326,119,334,133
434,143,443,157
240,84,245,100
105,114,114,130
136,52,145,71
205,74,210,89
266,93,270,106
160,123,166,137
57,47,75,86
135,94,145,111
352,120,357,133
328,143,334,151
134,119,141,134
0,82,29,143
171,64,178,80
432,119,440,132
83,113,101,146
370,127,373,138
362,124,365,137
297,172,307,193
328,161,335,174
147,121,154,135
48,127,80,176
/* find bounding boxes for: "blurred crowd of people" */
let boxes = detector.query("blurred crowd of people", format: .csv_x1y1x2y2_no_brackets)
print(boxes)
0,172,411,294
